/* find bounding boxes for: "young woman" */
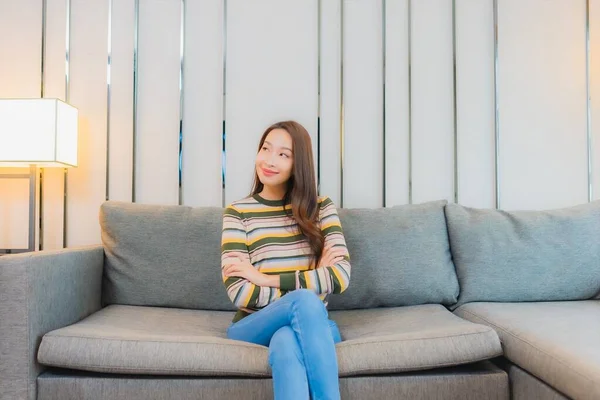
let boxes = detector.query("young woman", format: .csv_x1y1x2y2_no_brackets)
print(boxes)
221,120,352,400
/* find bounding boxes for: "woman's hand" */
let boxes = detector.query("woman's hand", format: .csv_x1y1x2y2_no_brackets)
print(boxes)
317,243,346,268
223,252,277,287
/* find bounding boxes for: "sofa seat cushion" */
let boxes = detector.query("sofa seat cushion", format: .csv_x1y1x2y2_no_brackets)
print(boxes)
331,305,502,375
38,305,265,377
38,304,501,377
455,301,600,400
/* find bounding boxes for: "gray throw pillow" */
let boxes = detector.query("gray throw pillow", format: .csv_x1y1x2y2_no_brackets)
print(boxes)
328,200,459,310
445,201,600,308
101,201,235,311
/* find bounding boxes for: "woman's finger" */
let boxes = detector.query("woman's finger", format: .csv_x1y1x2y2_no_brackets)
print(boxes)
223,264,241,276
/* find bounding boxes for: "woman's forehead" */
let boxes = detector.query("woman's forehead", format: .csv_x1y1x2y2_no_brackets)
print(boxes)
265,129,293,150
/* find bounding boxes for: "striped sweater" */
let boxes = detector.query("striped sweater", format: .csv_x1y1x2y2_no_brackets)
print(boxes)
221,193,351,323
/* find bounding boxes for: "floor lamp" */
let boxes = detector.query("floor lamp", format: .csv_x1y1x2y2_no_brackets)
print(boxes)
0,98,78,254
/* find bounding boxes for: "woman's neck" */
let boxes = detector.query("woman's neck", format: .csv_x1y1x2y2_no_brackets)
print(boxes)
259,185,286,201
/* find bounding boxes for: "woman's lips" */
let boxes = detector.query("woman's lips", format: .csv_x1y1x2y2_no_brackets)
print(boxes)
261,168,278,177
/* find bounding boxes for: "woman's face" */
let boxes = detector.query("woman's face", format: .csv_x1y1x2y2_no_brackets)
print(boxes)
255,128,294,189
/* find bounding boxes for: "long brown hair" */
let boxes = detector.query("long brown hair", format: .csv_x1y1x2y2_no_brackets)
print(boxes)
250,121,324,266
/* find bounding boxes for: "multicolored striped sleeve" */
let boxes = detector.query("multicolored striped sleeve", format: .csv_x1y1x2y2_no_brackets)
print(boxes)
279,197,351,294
221,205,282,309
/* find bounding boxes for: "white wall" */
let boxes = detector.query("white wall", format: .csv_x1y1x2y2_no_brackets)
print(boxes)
1,0,599,250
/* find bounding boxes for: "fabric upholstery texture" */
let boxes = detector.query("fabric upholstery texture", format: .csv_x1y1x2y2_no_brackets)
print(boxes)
445,202,600,307
101,200,459,312
100,201,235,311
38,304,501,377
0,246,104,400
455,301,600,400
508,364,569,400
329,200,459,310
36,362,508,400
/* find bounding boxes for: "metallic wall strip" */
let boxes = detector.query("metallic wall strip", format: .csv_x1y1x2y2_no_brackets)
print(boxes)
41,0,47,98
28,165,36,251
63,0,72,247
408,0,412,204
382,0,387,207
133,0,139,202
317,0,321,192
178,0,185,205
63,168,68,246
586,0,592,202
493,0,500,209
65,0,71,100
39,168,44,250
106,0,112,201
340,0,345,208
40,0,47,250
222,0,227,207
452,0,458,204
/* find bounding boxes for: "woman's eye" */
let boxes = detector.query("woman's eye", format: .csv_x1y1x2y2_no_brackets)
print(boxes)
280,153,289,158
262,146,268,151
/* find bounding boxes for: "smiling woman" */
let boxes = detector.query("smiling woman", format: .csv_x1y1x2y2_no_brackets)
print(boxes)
220,120,351,400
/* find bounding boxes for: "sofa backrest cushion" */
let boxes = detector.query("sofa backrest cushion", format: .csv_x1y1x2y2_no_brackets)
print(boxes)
328,200,459,310
100,200,459,311
100,201,235,311
445,201,600,307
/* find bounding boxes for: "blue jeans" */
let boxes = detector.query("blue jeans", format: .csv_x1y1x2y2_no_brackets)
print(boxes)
227,289,342,400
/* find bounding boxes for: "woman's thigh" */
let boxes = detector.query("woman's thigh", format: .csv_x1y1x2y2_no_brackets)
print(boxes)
227,291,342,346
227,299,292,346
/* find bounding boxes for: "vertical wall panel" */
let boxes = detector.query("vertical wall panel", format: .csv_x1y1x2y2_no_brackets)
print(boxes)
225,0,318,205
344,0,384,208
384,0,410,207
0,0,42,97
44,0,68,101
455,0,496,208
42,0,68,250
411,0,455,204
135,0,182,205
319,0,342,206
592,0,600,201
498,0,587,210
67,0,109,246
182,0,224,207
0,177,30,249
108,0,135,202
0,0,42,250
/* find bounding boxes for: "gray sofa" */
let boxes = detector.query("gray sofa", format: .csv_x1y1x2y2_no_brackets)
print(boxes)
1,199,599,400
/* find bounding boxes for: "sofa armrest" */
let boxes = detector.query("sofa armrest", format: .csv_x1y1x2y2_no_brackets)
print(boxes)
0,245,104,400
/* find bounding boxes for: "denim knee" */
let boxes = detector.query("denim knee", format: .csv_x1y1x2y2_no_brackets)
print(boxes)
269,326,302,366
287,289,327,316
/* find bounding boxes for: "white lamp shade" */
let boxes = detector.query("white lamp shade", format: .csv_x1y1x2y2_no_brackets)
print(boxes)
0,98,78,167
